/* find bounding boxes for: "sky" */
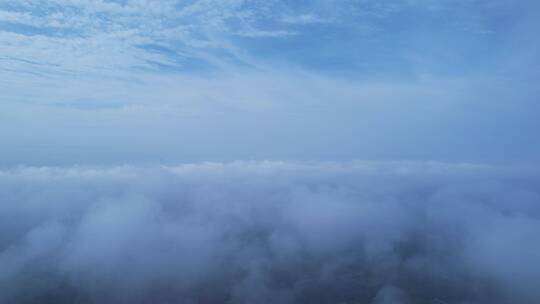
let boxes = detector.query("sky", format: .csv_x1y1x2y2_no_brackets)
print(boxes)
1,0,539,166
1,1,540,304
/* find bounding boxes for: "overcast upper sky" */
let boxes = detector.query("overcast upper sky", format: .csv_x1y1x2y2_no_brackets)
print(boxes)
1,0,539,166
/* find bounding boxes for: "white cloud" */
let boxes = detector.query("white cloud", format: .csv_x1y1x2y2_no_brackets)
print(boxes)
234,29,297,38
0,161,539,303
0,0,249,78
280,14,333,25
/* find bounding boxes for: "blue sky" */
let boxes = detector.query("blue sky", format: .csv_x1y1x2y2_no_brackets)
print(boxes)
1,0,539,166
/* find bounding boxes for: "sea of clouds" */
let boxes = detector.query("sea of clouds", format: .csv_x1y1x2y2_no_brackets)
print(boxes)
0,161,539,303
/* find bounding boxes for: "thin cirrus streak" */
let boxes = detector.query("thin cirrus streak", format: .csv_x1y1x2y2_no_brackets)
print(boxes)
1,1,539,165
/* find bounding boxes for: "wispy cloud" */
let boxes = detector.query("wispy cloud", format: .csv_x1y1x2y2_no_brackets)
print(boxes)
0,0,506,83
0,1,538,165
280,13,334,25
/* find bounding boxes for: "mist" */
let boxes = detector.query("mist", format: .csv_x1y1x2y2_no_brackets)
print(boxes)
1,161,539,303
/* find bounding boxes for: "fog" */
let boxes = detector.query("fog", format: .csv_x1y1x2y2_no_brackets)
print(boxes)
1,161,539,303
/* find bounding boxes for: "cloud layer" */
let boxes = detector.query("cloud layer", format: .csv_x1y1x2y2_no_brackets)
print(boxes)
1,161,539,303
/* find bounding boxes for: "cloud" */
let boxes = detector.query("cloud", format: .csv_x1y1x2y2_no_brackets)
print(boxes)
0,0,514,85
234,29,297,38
0,0,248,79
1,161,539,303
280,14,333,25
0,0,330,78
